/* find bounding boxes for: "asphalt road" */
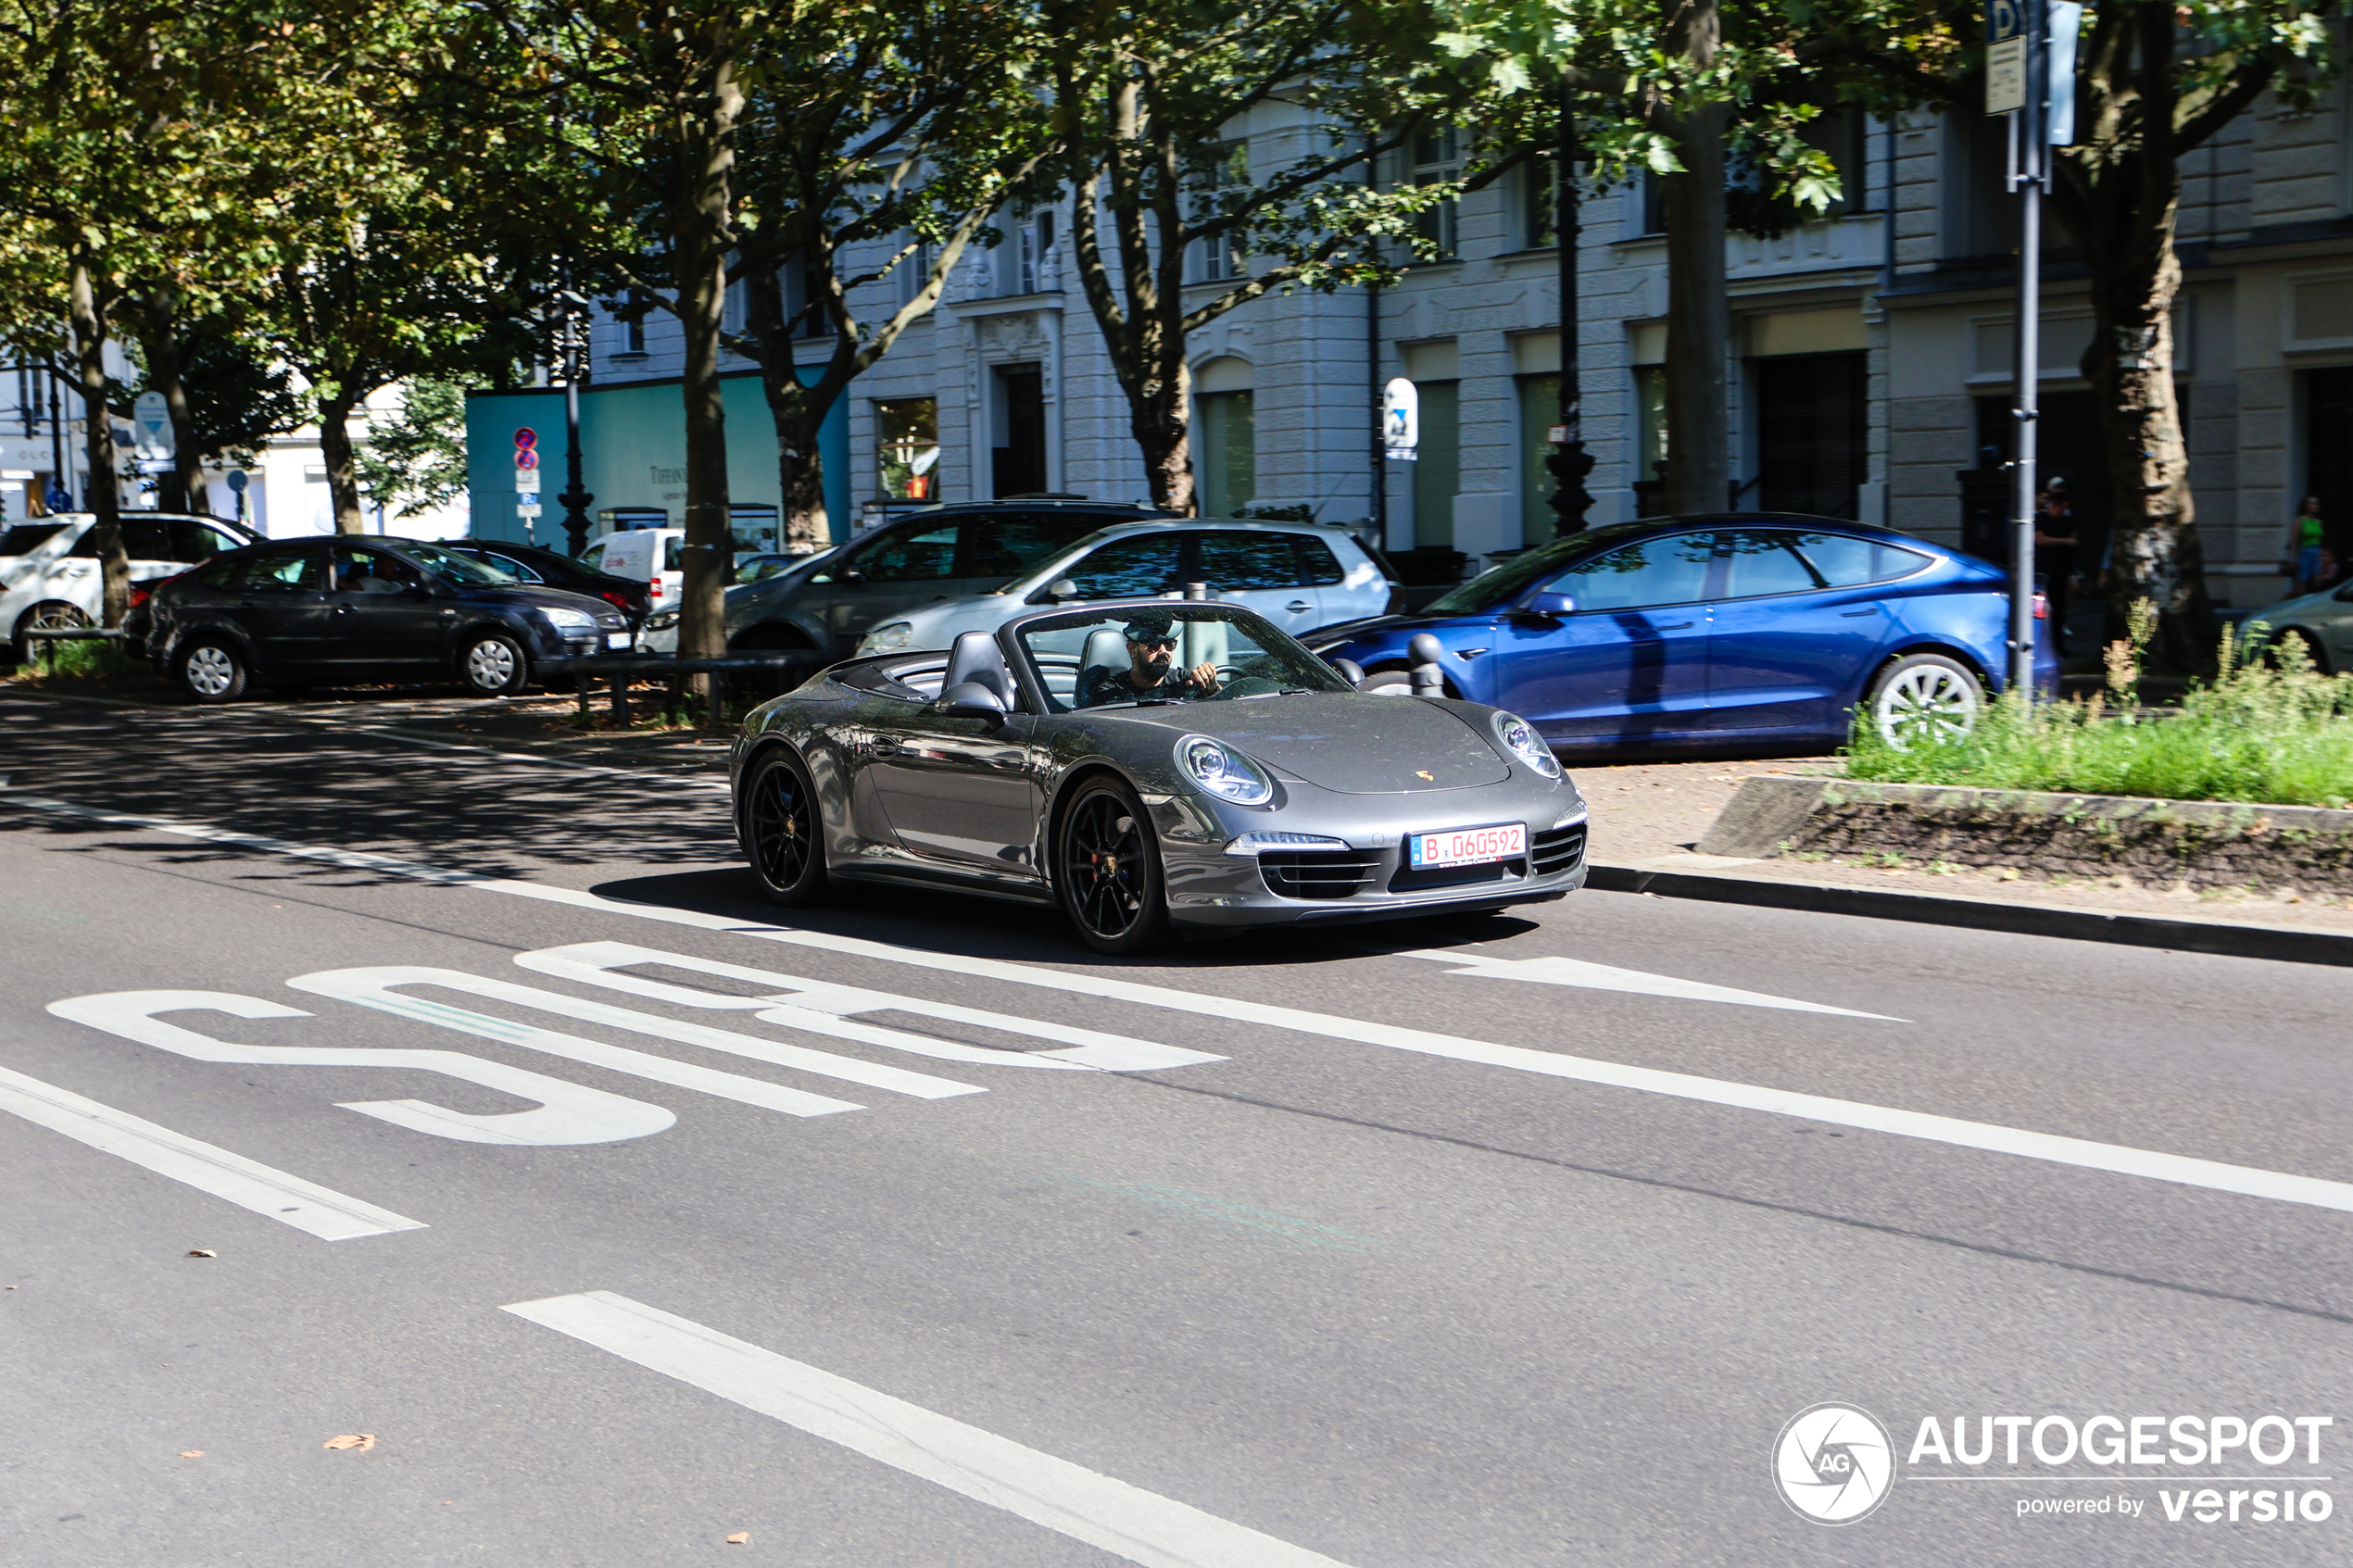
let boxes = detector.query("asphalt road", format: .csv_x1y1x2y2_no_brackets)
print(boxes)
2,686,2347,1566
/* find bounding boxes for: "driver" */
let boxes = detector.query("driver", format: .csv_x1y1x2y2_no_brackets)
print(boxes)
1076,613,1222,707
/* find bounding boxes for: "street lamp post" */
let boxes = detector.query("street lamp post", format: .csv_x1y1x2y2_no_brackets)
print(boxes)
1546,82,1594,536
553,272,595,556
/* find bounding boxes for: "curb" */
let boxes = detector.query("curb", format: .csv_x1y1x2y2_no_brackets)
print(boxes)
1587,862,2353,968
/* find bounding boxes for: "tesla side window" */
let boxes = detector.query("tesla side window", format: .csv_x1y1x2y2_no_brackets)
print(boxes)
1787,532,1931,587
1549,533,1715,611
1064,533,1187,598
1718,531,1826,599
1196,531,1302,591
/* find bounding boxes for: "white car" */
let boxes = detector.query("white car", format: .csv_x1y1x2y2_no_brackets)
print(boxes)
852,518,1395,658
3,511,258,661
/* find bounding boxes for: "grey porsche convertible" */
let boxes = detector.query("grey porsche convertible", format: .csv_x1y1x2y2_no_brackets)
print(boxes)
728,600,1589,953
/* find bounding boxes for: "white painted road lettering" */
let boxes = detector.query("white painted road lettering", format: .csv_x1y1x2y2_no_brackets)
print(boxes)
48,991,673,1146
504,1291,1358,1568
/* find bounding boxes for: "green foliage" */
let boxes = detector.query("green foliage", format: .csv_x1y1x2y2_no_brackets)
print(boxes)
358,375,470,522
1847,628,2353,809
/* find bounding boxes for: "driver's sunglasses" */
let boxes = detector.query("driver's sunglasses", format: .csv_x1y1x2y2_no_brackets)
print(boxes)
1134,636,1178,651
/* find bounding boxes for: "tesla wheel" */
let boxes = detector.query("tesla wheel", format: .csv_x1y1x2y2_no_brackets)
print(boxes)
1055,776,1171,956
1867,653,1982,749
176,637,247,704
742,749,828,905
458,631,529,697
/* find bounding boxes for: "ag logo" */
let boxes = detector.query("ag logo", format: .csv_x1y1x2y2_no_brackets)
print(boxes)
1773,1403,1894,1524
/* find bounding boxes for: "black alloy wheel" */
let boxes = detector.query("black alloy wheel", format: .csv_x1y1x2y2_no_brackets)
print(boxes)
1056,777,1170,955
743,750,827,904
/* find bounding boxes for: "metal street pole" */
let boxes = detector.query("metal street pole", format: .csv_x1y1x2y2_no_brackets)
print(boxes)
2004,0,2047,701
1546,82,1594,535
556,269,595,557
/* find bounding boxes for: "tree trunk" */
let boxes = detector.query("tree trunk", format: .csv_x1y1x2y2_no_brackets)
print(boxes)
316,390,368,535
67,251,128,627
671,64,745,677
2055,7,2217,673
132,289,206,514
1655,0,1729,518
1132,365,1194,516
744,262,831,553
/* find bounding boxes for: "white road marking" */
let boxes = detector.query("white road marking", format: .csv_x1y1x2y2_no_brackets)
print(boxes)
13,792,2353,1215
285,970,875,1118
517,942,1225,1073
1399,948,1900,1020
0,1060,425,1240
346,727,733,794
503,1291,1356,1568
49,991,675,1146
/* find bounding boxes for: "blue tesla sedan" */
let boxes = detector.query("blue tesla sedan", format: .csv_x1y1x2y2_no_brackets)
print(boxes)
1310,515,2058,755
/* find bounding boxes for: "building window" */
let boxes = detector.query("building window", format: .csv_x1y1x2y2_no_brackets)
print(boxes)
876,397,941,500
1634,365,1668,511
1411,380,1460,546
1196,391,1255,517
1638,170,1666,237
723,270,748,338
1520,151,1557,250
1189,143,1250,282
995,207,1055,296
1411,129,1461,259
1516,374,1560,546
623,292,647,356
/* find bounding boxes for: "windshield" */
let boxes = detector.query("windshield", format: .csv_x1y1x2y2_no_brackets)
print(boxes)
1015,604,1354,713
1422,521,1659,615
396,541,517,586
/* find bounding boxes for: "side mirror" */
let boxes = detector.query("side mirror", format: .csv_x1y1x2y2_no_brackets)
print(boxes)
1049,578,1078,602
1328,657,1365,686
937,681,1008,720
1521,590,1578,618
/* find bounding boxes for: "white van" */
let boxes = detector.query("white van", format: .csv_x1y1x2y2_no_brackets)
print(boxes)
581,528,686,612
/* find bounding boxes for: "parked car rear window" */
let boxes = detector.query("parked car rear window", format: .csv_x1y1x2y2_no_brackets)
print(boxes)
170,520,245,561
960,513,1113,583
662,539,685,573
1292,536,1347,586
1788,532,1931,586
1197,530,1301,591
1064,533,1186,598
826,521,958,583
0,523,68,555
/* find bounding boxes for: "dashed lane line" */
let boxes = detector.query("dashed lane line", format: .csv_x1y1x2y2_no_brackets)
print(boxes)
505,1290,1356,1568
9,790,2353,1217
0,1060,426,1240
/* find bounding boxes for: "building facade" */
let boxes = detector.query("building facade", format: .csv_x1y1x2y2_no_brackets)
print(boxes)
500,76,2353,613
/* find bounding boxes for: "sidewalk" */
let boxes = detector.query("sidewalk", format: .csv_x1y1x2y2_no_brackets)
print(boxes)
1579,754,2353,956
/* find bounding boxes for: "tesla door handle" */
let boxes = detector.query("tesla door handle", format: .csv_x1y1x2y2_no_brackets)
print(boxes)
1653,621,1694,630
1840,608,1882,618
1286,600,1313,614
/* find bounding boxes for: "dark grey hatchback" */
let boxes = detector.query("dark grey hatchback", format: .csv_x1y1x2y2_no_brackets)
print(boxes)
145,537,633,703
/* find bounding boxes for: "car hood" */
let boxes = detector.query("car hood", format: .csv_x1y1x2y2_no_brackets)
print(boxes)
2245,591,2339,624
1092,694,1511,793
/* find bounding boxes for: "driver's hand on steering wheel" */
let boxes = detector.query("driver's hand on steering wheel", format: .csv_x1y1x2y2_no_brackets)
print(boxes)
1184,660,1220,694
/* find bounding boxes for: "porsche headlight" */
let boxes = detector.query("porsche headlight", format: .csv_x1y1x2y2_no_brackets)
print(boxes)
859,620,914,655
1491,710,1561,779
542,606,597,631
1175,734,1273,806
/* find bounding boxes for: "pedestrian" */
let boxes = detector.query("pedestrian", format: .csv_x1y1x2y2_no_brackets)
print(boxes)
2285,495,2326,594
2034,478,2078,652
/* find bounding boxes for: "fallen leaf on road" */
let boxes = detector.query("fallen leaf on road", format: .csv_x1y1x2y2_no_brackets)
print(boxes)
725,1532,749,1544
179,1450,204,1459
186,1249,216,1258
322,1434,376,1451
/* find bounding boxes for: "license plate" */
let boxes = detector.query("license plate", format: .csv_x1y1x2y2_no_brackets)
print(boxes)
606,632,635,650
1407,822,1527,870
